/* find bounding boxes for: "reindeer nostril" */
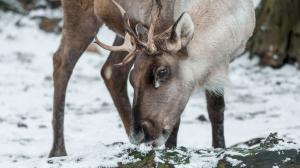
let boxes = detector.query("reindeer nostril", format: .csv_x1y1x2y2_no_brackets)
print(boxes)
162,129,167,135
141,120,155,141
141,121,151,133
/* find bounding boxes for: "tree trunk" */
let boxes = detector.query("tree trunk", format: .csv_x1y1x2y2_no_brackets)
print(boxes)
248,0,300,68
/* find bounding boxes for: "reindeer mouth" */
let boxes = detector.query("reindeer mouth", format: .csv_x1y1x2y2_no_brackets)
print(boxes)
146,131,172,148
129,129,145,145
129,128,172,147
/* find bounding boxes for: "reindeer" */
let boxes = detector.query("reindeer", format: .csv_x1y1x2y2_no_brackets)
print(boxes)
49,0,255,157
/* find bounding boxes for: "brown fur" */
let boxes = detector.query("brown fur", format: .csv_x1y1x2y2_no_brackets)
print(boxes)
50,0,101,157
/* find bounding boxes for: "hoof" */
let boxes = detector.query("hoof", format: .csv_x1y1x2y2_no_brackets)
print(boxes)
49,147,67,158
165,139,177,149
213,142,226,149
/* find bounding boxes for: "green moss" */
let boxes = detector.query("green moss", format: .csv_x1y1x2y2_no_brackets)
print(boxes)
118,151,156,168
158,148,190,165
116,147,191,167
115,133,300,168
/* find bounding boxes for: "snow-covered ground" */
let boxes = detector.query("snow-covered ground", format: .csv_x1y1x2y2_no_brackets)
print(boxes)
0,5,300,168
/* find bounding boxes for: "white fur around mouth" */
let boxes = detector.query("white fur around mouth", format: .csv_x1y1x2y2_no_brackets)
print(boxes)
129,130,145,145
145,131,172,148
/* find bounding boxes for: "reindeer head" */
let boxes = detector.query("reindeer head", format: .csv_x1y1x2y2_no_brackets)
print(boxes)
95,0,195,147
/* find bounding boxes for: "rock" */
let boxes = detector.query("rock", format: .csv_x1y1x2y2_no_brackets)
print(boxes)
17,122,28,128
16,52,34,64
102,102,109,107
216,133,300,168
38,125,47,129
231,137,264,148
217,149,300,168
47,159,54,164
116,133,300,168
44,75,52,81
197,114,208,122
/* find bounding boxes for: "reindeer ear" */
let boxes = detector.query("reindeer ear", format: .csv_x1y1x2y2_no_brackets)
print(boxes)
166,12,194,52
135,23,149,43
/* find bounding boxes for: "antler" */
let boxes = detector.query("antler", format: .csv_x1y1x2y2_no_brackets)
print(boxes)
94,0,162,66
94,0,138,66
146,0,162,53
95,33,132,52
136,0,162,54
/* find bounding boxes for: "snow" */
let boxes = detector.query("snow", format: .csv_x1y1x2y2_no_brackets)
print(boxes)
0,4,299,167
225,157,242,166
253,0,261,7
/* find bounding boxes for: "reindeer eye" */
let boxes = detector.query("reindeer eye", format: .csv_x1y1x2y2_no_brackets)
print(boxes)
157,68,168,79
155,67,170,81
153,66,170,88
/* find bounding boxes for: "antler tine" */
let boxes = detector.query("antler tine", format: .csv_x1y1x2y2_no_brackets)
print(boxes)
94,33,133,52
111,0,139,42
110,0,162,54
114,50,136,66
94,33,137,66
146,0,162,53
114,37,137,66
111,0,126,16
94,0,139,66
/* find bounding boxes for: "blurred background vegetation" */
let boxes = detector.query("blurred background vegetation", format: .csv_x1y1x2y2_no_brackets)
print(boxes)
0,0,61,13
1,0,300,69
248,0,300,68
